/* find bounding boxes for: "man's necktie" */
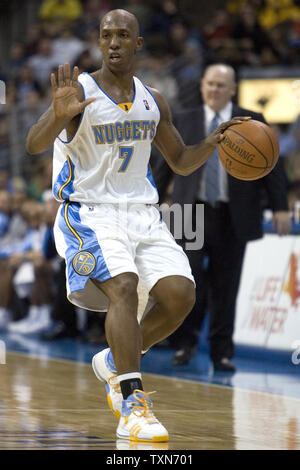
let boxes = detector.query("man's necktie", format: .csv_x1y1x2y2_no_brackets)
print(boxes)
205,113,220,205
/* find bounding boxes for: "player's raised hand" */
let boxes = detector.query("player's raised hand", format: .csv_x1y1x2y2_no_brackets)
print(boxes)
206,116,252,147
51,63,95,121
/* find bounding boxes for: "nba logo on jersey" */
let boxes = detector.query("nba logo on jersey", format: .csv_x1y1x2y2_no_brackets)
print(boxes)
143,100,150,110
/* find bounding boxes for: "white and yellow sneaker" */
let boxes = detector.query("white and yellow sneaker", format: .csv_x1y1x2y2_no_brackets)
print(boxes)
116,390,169,442
92,348,122,419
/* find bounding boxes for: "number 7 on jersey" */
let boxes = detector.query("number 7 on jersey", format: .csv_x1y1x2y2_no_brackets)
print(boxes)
118,146,134,172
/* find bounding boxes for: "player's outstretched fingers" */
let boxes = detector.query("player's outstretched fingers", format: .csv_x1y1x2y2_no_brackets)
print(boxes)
64,63,71,87
50,73,57,92
58,65,65,87
72,66,79,85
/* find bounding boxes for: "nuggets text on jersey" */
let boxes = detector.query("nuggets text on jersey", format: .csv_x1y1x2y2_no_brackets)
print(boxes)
92,120,157,144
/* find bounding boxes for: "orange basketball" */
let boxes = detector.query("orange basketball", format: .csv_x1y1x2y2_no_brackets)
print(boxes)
218,119,279,181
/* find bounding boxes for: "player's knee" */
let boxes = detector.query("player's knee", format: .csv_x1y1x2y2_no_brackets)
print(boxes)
110,274,138,307
166,280,195,316
180,282,196,315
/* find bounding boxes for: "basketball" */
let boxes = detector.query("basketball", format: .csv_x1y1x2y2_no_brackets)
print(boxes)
218,119,280,181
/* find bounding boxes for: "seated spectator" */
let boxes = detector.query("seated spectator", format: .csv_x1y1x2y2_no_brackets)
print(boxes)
124,0,153,36
208,37,244,68
3,198,54,335
4,42,26,81
27,156,53,202
258,0,300,30
0,187,28,249
203,9,233,50
24,23,42,57
0,188,27,249
27,37,60,90
76,50,100,75
167,21,190,57
0,196,32,330
19,89,49,144
232,4,280,64
78,0,112,36
51,28,85,67
147,0,183,36
82,28,103,65
15,65,42,106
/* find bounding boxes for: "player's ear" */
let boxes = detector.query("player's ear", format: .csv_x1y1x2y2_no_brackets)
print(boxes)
136,36,144,52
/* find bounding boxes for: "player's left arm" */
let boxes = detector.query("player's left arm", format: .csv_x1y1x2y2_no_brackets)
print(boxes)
149,87,248,176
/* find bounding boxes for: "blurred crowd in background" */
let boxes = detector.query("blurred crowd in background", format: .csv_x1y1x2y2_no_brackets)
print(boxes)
1,0,300,341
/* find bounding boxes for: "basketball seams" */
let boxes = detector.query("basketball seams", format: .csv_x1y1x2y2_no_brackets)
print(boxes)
219,144,270,180
256,123,276,168
219,142,272,169
225,127,269,166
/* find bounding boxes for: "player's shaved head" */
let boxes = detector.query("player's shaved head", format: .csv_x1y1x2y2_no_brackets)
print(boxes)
100,9,140,37
98,9,143,74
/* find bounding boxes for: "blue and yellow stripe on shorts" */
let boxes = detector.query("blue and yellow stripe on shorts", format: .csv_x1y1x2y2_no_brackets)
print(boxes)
63,202,83,250
53,154,75,202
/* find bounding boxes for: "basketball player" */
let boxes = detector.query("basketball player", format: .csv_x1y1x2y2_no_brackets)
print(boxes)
26,10,249,442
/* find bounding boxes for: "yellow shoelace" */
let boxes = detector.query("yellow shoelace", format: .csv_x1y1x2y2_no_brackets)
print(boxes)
108,374,121,394
130,389,158,423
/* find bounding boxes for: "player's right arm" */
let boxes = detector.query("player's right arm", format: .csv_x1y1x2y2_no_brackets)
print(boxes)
26,63,95,154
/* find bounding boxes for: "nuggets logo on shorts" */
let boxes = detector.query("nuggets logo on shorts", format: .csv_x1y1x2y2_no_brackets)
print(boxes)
73,251,96,276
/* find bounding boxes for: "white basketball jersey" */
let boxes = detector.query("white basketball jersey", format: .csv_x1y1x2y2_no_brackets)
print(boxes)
53,73,160,204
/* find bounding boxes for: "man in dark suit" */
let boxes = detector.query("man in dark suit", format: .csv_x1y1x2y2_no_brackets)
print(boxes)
170,63,291,371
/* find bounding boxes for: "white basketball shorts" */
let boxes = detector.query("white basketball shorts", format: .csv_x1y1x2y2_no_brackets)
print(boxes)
53,201,194,312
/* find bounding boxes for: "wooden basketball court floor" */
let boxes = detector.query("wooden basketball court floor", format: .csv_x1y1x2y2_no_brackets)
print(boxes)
1,337,300,451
